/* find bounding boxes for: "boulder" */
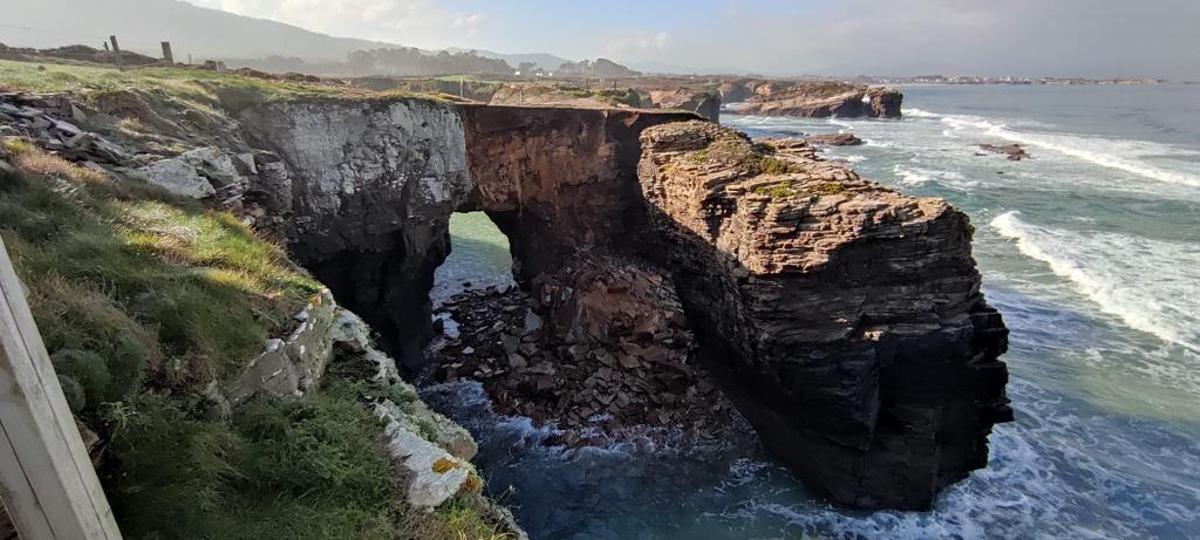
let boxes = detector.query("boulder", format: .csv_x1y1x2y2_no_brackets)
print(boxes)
133,157,215,198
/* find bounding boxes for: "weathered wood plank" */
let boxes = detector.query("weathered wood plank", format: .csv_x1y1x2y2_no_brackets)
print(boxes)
0,235,122,539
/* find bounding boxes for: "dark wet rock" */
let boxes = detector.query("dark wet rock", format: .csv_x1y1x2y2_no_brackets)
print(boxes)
979,143,1030,161
638,120,1011,510
805,133,864,146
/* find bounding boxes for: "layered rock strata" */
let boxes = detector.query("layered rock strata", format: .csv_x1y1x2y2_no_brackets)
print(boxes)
646,88,721,123
724,80,903,118
635,120,1011,509
5,84,1004,511
456,105,698,282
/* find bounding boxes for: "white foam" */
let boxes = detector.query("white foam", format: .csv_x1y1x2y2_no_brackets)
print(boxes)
893,163,974,190
990,211,1200,354
828,118,855,130
903,107,942,119
937,114,1200,189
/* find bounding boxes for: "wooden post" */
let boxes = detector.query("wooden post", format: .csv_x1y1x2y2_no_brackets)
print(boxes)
160,41,174,66
108,35,123,71
0,235,122,539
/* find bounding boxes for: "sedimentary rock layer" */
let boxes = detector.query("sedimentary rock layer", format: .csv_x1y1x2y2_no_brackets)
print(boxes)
636,121,1010,509
723,80,903,118
456,105,697,282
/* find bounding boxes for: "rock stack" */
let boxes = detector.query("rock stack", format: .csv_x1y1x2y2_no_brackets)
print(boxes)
637,120,1011,509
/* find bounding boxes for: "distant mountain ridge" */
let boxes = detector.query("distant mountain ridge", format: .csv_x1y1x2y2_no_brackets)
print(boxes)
1,0,580,71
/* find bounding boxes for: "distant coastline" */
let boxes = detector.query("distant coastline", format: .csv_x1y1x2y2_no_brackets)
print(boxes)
850,75,1168,85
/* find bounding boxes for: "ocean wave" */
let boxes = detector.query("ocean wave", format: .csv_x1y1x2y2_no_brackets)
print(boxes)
903,107,942,118
828,118,855,130
990,211,1200,354
892,163,974,190
937,114,1200,188
707,378,1200,539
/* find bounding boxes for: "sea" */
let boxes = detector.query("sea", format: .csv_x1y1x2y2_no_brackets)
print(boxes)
426,84,1200,539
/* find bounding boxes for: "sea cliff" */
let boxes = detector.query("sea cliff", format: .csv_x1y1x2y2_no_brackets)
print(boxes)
0,58,1006,536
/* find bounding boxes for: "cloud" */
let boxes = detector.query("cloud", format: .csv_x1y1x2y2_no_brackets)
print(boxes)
605,31,668,57
692,0,1200,79
184,0,486,47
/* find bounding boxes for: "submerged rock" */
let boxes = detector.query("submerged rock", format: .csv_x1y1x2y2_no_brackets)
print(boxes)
804,133,865,146
979,143,1031,160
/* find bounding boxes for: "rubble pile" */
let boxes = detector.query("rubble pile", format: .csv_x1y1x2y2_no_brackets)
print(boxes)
432,258,741,446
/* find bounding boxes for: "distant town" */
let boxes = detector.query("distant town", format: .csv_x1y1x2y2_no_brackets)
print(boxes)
850,74,1168,85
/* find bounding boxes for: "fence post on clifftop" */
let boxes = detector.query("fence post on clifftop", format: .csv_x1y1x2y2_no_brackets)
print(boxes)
108,35,124,71
161,41,175,66
0,235,123,539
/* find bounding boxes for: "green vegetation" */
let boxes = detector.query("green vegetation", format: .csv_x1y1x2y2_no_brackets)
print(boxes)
752,180,847,199
0,141,510,538
0,59,441,113
688,135,803,176
558,85,644,107
753,183,797,199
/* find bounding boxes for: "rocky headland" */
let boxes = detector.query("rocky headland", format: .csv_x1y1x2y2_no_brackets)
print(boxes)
1,57,1004,530
722,79,904,118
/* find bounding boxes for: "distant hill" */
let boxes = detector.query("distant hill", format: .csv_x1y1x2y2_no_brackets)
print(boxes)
448,49,571,72
0,0,571,70
1,0,399,61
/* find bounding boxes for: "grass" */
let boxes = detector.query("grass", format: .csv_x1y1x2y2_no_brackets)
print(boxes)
1,138,515,539
752,181,847,199
688,134,803,177
0,59,444,114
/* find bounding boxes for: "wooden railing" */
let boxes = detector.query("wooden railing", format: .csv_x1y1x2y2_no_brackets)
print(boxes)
0,235,122,539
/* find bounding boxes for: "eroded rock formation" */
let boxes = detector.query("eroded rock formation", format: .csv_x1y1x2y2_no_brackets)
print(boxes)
456,105,696,281
23,82,1003,510
636,121,1010,509
646,88,721,122
226,98,1003,510
235,98,472,371
724,80,903,118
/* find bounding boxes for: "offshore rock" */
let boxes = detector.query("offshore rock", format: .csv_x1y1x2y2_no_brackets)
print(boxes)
728,80,903,118
868,87,904,118
647,87,721,122
637,120,1011,509
804,133,864,146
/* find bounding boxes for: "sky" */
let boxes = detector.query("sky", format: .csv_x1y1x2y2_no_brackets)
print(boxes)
182,0,1200,79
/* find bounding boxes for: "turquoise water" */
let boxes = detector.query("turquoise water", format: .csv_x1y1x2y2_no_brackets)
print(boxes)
430,85,1200,539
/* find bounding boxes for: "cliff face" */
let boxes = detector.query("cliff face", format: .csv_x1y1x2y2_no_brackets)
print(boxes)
636,121,1010,509
646,88,721,123
234,100,1004,509
12,65,1000,512
235,99,472,371
456,105,696,281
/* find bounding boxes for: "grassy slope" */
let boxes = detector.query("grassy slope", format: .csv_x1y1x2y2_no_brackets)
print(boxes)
0,62,509,539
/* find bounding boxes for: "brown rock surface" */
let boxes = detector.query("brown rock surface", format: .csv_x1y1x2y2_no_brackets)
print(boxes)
804,133,864,146
727,80,903,118
433,258,739,445
647,87,721,122
636,120,1011,509
868,87,904,118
